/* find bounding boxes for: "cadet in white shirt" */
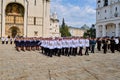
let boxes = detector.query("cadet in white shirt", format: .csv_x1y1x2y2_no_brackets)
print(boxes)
48,39,55,57
85,38,90,55
69,38,73,55
71,38,77,56
53,39,58,56
56,38,62,57
61,38,65,55
1,37,5,44
5,37,8,44
78,37,83,56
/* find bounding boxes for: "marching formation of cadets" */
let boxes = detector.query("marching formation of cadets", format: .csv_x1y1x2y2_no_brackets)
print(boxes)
1,36,120,57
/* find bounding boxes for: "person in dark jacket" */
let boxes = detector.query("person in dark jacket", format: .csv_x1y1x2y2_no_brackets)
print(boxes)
97,38,102,51
102,38,108,54
110,37,115,53
91,38,96,53
118,37,120,52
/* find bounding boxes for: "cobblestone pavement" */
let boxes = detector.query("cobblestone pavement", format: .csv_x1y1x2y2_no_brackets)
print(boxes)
0,43,120,80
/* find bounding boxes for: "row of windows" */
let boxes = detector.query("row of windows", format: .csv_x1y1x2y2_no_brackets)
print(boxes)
97,0,108,7
98,7,118,15
97,0,120,8
5,16,24,24
28,17,42,25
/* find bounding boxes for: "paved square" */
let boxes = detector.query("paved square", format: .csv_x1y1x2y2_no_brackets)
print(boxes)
0,44,120,80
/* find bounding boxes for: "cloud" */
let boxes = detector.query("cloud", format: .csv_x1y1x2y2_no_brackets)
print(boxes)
51,0,96,28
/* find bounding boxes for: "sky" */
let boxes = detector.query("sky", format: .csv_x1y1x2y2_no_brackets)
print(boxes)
51,0,96,28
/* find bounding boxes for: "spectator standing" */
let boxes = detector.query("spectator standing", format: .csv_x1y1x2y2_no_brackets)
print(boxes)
91,38,96,53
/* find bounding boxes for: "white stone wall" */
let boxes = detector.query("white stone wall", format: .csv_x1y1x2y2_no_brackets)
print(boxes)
49,12,60,37
50,19,60,37
28,0,43,17
96,0,120,37
0,0,51,37
0,0,1,37
97,0,120,22
27,0,44,37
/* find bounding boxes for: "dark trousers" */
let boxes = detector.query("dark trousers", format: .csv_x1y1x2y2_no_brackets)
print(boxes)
69,47,72,55
85,47,89,55
79,47,83,56
103,47,107,54
41,47,44,54
6,41,8,44
97,44,101,51
62,48,65,55
58,49,61,57
91,45,95,53
118,43,120,51
115,44,117,50
103,45,107,54
65,48,68,56
10,41,12,44
108,44,110,50
48,49,53,57
53,48,58,55
73,48,77,56
110,45,115,53
2,41,4,44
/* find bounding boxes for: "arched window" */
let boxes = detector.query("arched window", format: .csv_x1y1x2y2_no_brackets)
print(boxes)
5,3,24,16
104,0,108,6
115,7,117,11
98,0,101,3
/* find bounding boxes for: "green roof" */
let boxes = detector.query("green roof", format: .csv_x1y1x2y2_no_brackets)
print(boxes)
81,24,89,30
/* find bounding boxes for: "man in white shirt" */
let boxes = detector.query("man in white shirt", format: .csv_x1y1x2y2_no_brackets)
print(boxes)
85,38,90,55
1,37,5,44
5,37,8,44
57,38,62,57
78,37,83,56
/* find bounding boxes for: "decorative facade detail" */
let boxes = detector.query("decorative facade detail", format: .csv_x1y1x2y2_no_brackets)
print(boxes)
0,0,53,38
96,0,120,37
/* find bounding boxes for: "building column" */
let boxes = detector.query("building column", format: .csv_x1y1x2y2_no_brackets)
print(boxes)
102,25,106,37
43,0,50,37
95,25,99,38
115,23,119,37
2,0,5,37
23,0,28,37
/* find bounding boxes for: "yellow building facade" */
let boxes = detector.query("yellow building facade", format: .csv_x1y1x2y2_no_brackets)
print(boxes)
69,27,86,37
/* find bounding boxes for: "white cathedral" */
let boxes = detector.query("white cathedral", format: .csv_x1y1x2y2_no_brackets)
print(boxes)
96,0,120,37
0,0,60,38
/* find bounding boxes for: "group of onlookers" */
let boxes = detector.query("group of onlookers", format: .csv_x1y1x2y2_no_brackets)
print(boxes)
96,37,120,54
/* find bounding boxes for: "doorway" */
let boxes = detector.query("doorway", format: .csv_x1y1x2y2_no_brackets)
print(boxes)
12,28,17,38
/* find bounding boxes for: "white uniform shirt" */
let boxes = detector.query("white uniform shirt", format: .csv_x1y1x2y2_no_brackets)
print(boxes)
1,37,5,41
69,39,73,48
57,40,62,49
65,39,69,48
115,38,119,44
62,39,66,48
75,39,79,47
79,39,83,47
81,39,85,48
72,39,76,48
5,38,8,41
53,40,57,48
85,39,90,47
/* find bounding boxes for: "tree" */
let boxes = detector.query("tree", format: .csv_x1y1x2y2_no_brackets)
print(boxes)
83,24,96,38
60,18,71,37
